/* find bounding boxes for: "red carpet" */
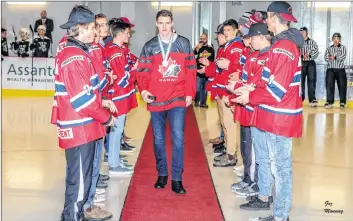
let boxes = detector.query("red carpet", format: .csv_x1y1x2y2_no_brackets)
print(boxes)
120,107,224,221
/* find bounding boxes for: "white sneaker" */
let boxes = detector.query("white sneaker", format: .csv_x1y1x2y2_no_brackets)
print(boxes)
95,188,106,195
94,194,106,203
233,165,244,171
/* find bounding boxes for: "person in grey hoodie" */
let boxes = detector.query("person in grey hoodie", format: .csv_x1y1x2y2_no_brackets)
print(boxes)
233,1,304,221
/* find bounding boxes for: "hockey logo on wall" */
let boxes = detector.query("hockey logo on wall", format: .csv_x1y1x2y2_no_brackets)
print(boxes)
158,58,181,78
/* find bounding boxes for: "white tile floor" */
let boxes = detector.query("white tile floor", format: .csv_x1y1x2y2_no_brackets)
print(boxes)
2,98,353,221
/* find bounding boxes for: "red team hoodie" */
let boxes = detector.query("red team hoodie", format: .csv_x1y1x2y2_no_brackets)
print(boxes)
136,34,196,112
105,43,138,116
52,38,111,149
234,48,269,126
215,37,244,98
249,29,304,138
205,44,225,100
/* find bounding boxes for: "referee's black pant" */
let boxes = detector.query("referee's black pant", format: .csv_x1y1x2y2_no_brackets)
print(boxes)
61,141,96,221
301,60,317,102
326,68,347,104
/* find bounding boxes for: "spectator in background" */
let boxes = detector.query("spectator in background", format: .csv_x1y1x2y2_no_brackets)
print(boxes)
11,28,31,57
31,25,51,57
300,27,319,107
324,32,347,109
2,28,9,57
34,10,54,42
193,33,215,108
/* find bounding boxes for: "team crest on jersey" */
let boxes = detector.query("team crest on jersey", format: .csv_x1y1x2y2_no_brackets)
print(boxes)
231,48,242,54
158,57,181,78
257,60,265,65
273,48,294,60
200,50,211,58
62,55,84,67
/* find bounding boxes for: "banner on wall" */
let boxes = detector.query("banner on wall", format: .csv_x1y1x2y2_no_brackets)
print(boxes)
1,57,55,91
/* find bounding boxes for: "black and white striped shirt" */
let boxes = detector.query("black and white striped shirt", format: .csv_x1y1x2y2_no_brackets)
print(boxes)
300,38,319,61
324,44,347,69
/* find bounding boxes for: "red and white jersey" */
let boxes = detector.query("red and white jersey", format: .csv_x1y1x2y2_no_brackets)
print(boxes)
215,37,244,98
249,31,303,138
105,43,138,116
53,38,112,149
234,49,267,126
205,44,225,100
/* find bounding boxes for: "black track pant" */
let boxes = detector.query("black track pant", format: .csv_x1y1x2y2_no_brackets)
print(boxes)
61,141,96,221
240,126,258,184
301,60,317,102
326,68,347,104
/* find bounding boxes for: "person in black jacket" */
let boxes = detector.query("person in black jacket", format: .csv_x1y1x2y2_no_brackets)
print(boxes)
11,28,31,57
1,28,9,58
31,25,51,57
300,27,319,107
34,10,54,42
193,33,215,108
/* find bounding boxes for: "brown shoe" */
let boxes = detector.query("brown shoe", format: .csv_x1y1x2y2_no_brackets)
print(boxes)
84,205,113,221
209,137,223,144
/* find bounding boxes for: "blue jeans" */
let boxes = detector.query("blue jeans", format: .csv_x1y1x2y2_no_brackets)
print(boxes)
108,115,126,168
251,127,292,220
220,127,224,139
83,138,103,211
104,127,110,155
195,76,207,105
150,107,186,181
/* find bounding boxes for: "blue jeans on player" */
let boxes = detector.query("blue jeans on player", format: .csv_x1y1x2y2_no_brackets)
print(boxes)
195,76,207,105
108,115,126,168
150,107,186,181
83,138,103,211
251,127,292,220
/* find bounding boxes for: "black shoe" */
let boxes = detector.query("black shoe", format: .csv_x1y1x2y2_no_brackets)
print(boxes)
246,195,273,204
213,146,226,156
120,142,135,153
240,196,270,211
154,176,168,189
200,104,208,108
99,174,110,181
340,103,345,109
194,102,200,107
172,180,186,194
122,142,136,149
212,141,225,149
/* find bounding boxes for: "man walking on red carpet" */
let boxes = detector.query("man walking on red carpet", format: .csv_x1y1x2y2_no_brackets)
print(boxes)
136,9,196,194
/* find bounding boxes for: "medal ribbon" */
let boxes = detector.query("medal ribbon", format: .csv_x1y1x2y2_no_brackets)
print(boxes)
158,34,174,66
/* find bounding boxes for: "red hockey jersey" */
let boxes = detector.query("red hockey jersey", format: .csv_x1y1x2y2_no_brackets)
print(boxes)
53,38,112,149
136,34,197,112
205,44,225,100
234,49,268,126
249,29,304,138
215,37,245,98
105,43,138,116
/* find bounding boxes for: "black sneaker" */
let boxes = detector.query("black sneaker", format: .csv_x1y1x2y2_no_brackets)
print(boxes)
213,146,226,156
250,214,289,221
340,103,345,109
324,103,333,109
240,196,270,211
200,104,208,108
120,143,134,153
309,100,318,107
246,195,273,204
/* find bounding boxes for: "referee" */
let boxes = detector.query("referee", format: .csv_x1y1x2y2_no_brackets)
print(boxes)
324,33,347,109
300,27,319,106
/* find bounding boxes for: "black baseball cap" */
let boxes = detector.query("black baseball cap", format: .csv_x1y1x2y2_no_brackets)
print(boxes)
267,1,298,23
60,6,95,29
215,24,224,35
332,32,341,38
300,27,308,32
243,23,269,38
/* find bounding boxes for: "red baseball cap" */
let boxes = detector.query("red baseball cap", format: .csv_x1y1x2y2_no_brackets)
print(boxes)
119,17,135,27
267,1,297,23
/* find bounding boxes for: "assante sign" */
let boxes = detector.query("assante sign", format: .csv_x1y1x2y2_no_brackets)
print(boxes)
6,64,55,76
